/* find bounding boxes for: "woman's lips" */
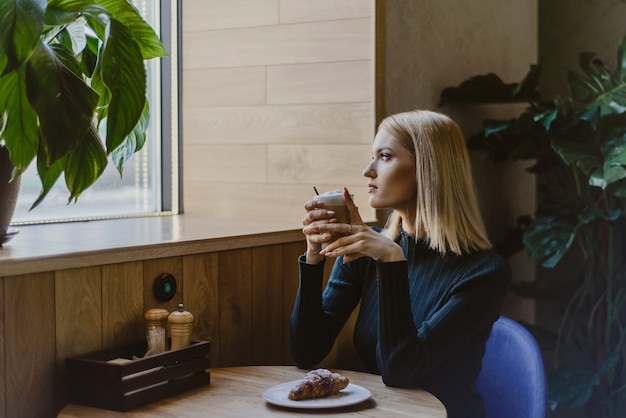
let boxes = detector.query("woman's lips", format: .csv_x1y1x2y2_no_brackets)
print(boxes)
368,184,378,193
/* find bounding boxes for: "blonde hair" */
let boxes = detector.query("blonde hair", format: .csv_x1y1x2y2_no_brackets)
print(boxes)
380,110,491,255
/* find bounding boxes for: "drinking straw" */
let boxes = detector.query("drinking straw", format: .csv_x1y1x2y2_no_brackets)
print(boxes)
314,186,320,195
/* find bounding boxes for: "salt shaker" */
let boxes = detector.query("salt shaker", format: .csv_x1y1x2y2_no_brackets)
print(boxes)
144,308,169,355
168,303,194,350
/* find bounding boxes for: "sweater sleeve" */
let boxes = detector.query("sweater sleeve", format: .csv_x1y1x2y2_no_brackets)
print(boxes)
375,255,511,387
289,254,362,368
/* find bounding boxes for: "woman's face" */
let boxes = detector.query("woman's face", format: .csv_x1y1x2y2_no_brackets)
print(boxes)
363,128,417,212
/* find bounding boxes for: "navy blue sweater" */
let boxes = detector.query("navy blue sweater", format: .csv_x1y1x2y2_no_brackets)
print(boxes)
290,230,511,418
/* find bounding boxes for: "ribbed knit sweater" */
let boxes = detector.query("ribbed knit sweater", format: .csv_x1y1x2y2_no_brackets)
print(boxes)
290,230,511,418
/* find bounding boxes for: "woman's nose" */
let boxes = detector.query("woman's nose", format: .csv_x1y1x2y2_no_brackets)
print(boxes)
363,161,375,178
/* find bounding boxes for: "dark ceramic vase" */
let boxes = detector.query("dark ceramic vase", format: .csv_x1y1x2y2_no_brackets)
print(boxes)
0,144,20,239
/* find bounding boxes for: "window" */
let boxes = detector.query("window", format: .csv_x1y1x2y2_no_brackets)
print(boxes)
11,0,180,225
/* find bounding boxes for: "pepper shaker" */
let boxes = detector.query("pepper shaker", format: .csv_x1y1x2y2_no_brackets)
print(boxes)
168,303,194,350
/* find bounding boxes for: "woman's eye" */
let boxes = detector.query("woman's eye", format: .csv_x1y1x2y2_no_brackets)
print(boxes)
380,153,390,161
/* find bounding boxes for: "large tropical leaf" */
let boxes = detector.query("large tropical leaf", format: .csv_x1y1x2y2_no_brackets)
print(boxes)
569,49,626,114
99,18,146,154
65,124,107,202
0,69,39,174
0,0,47,75
25,41,99,164
523,216,579,268
45,0,105,26
111,100,149,174
548,366,598,410
31,139,66,210
439,64,542,105
95,0,167,59
551,120,602,177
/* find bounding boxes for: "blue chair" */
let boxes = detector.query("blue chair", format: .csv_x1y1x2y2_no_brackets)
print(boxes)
477,316,547,418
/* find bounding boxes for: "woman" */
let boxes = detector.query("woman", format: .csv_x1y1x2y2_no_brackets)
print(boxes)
290,110,511,418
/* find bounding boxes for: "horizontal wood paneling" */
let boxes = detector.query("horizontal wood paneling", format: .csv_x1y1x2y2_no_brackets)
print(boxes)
184,144,268,183
183,67,267,108
280,0,371,23
267,144,372,184
183,103,373,146
267,61,372,105
183,0,278,32
181,1,374,223
183,182,376,222
183,19,371,70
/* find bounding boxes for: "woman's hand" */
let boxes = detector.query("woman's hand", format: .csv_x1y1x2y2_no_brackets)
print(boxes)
302,193,338,264
317,188,406,263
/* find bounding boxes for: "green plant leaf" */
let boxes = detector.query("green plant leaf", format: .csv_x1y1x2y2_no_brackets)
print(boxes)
111,99,149,174
31,140,66,210
568,70,602,102
580,205,621,224
439,64,542,105
548,366,598,410
0,0,47,75
95,0,167,59
45,0,105,26
25,41,99,164
523,216,578,268
606,177,626,197
64,15,88,54
99,18,146,154
551,121,602,176
0,69,39,174
617,36,626,83
65,124,107,202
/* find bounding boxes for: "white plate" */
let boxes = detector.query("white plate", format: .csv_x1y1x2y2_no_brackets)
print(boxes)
263,379,371,409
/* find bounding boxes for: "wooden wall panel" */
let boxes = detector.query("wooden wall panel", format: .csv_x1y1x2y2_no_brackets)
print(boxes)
55,267,103,409
143,257,184,314
102,262,144,348
4,272,56,418
251,245,284,365
267,61,372,105
183,183,376,223
183,103,372,146
267,144,371,184
281,241,306,365
279,0,371,23
218,248,252,366
183,253,219,366
183,19,371,70
0,277,4,418
184,144,268,184
181,1,374,223
183,0,278,32
183,67,266,108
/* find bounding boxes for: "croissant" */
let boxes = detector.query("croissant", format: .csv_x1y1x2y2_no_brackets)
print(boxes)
288,368,349,400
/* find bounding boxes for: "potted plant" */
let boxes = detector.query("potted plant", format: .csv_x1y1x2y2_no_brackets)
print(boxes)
0,0,166,234
439,36,626,418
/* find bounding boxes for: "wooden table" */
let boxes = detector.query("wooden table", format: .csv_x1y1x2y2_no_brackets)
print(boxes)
58,365,447,417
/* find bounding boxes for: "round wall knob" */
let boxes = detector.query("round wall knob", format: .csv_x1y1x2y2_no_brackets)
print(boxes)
153,273,177,301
